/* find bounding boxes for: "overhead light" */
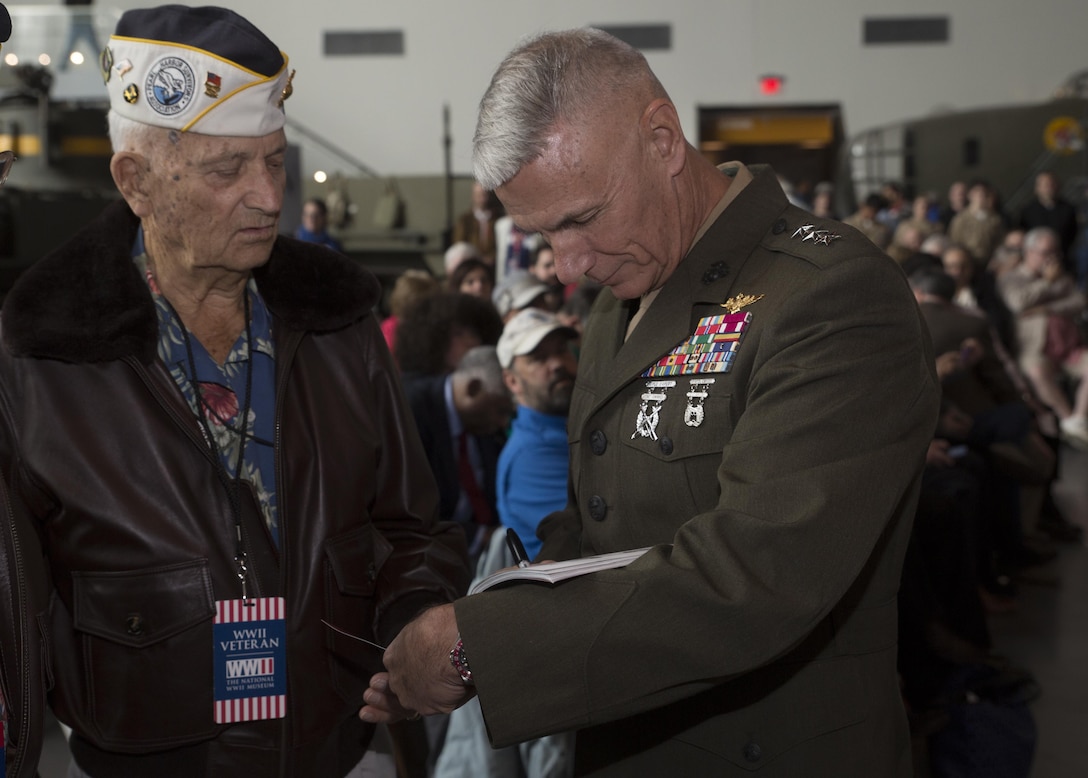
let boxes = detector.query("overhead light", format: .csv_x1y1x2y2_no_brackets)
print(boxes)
313,170,328,184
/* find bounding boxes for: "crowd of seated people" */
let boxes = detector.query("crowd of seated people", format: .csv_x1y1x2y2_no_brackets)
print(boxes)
799,172,1087,774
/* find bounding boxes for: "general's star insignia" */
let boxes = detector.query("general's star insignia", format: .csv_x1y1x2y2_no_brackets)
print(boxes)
791,224,841,245
721,293,764,314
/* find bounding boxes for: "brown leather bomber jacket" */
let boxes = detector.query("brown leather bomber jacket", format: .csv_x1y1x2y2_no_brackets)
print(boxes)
0,201,472,776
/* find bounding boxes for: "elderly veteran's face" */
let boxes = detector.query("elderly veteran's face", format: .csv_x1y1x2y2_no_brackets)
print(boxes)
496,107,686,301
145,129,286,274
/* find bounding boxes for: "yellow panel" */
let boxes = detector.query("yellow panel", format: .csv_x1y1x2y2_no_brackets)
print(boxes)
0,135,112,157
714,114,834,145
0,134,42,156
60,137,114,156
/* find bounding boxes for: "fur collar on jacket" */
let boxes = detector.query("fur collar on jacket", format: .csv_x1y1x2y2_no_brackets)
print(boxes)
2,200,380,364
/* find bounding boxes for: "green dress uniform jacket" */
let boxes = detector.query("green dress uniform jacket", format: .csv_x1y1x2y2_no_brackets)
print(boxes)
455,166,940,776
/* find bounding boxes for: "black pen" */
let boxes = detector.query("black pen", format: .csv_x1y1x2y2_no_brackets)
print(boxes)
505,528,531,568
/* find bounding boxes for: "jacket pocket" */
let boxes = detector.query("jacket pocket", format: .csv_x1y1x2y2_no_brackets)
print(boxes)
620,388,735,519
69,559,217,749
323,525,392,702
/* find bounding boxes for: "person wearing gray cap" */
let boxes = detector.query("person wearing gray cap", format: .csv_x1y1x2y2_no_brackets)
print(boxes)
494,309,578,561
0,5,469,775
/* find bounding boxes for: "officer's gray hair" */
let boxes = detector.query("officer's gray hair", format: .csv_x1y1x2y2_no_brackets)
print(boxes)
472,28,665,190
455,345,507,395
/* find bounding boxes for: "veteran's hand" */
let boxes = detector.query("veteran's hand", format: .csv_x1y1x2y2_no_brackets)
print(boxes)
381,603,475,716
358,672,416,724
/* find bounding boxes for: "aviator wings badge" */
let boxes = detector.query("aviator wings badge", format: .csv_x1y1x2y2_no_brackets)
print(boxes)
720,293,764,314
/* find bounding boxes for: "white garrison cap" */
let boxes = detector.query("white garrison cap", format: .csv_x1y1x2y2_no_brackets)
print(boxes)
102,5,293,136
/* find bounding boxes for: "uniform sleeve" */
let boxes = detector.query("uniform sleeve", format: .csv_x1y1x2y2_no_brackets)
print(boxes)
455,252,939,745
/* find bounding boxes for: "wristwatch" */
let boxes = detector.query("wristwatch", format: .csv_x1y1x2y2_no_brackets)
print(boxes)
448,635,473,685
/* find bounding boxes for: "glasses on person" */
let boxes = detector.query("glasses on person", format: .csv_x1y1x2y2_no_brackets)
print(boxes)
0,151,14,187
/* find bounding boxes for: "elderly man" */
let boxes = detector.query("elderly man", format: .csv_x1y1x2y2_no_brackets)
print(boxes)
0,6,470,775
998,226,1088,448
363,29,937,776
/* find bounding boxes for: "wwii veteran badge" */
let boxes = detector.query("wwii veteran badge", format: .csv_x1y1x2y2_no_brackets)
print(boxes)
105,5,293,136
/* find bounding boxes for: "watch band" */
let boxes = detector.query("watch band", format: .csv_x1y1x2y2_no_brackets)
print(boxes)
449,635,473,685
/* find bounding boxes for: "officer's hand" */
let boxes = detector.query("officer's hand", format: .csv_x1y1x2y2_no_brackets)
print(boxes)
380,604,475,716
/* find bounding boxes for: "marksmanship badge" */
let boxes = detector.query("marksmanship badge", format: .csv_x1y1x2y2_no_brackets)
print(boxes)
684,378,715,427
632,380,676,440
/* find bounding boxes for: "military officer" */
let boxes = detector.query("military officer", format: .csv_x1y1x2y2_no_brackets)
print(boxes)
362,28,939,777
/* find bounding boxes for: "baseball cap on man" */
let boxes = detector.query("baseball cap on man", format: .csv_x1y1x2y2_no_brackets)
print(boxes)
103,5,292,136
497,308,577,369
492,272,551,319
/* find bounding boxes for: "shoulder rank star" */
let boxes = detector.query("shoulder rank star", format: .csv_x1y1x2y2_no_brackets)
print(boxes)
791,224,841,246
720,293,764,314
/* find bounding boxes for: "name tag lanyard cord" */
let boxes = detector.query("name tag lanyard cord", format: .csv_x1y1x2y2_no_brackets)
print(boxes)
165,292,256,605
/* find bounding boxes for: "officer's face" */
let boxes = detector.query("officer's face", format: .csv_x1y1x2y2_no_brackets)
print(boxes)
496,111,686,301
140,129,286,277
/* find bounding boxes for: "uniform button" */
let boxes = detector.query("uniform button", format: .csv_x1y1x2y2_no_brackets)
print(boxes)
367,562,377,581
743,741,762,763
588,495,607,521
126,614,145,636
772,218,787,235
701,261,729,285
590,429,608,455
658,436,673,455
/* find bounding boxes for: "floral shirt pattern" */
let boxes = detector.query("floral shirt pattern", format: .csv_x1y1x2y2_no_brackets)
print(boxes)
133,245,280,546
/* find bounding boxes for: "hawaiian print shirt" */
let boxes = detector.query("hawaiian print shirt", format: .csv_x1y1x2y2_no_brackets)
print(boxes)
133,237,279,546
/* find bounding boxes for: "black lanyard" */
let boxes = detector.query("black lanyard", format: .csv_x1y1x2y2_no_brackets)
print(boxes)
165,290,257,603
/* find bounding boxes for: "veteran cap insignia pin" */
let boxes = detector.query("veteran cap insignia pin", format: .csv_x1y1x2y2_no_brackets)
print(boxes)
277,69,296,108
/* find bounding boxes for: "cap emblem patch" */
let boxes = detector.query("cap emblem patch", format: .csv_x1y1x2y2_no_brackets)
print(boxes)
146,56,196,116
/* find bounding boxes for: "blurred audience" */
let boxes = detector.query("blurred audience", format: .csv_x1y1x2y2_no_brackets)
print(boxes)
395,292,504,378
381,268,440,355
295,197,343,251
453,181,501,265
996,227,1088,449
948,180,1006,266
448,257,496,302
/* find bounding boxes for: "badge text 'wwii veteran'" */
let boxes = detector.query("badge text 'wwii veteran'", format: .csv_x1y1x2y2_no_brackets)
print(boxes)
214,597,287,724
642,312,752,377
